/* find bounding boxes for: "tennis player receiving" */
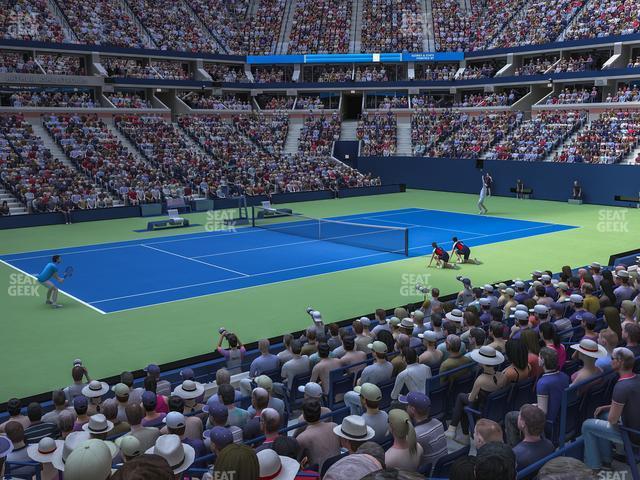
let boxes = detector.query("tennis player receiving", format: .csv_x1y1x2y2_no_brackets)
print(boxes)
37,255,64,308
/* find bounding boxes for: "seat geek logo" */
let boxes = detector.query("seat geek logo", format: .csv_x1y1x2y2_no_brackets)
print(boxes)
597,209,628,233
8,273,39,297
598,471,627,480
400,273,431,296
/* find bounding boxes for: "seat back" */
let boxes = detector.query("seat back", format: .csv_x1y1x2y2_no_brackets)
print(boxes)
378,380,396,411
289,372,312,409
482,385,513,423
327,370,355,409
168,208,179,219
509,377,536,411
432,445,471,478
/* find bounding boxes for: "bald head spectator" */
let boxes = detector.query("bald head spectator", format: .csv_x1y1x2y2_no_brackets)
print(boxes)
254,408,283,452
247,376,285,420
242,387,270,441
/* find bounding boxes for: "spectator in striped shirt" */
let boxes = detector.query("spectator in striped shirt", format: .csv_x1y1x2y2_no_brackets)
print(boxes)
24,403,59,444
401,392,447,470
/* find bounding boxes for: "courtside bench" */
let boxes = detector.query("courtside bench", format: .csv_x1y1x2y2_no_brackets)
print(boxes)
147,209,190,231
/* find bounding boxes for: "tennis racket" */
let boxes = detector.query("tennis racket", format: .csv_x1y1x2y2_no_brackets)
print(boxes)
63,266,74,279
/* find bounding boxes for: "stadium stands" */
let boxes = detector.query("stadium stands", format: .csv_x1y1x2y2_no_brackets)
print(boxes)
287,0,351,54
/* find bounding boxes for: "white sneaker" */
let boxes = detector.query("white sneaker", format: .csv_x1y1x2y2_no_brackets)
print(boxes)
52,303,63,308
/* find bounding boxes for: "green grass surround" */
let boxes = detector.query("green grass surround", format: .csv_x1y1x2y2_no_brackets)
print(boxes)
0,190,636,399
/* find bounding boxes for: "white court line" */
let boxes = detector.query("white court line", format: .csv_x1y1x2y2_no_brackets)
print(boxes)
358,216,484,236
0,258,107,315
140,244,249,277
91,222,564,308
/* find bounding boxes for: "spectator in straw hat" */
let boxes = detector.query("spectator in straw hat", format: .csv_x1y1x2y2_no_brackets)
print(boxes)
323,441,384,480
172,380,205,415
81,380,109,416
385,409,423,472
27,437,64,480
256,448,300,480
446,346,506,445
146,434,195,476
63,439,113,480
52,431,96,473
569,339,607,385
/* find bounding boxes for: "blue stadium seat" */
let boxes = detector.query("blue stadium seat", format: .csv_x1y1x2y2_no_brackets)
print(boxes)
464,384,513,433
327,370,355,409
516,436,585,480
509,377,536,411
431,445,470,478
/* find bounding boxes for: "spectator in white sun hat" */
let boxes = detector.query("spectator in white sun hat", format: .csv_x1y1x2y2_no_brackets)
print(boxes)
172,380,205,413
146,434,195,475
164,411,208,466
569,339,607,385
257,448,300,480
81,380,109,415
63,439,114,480
27,437,63,480
52,431,97,472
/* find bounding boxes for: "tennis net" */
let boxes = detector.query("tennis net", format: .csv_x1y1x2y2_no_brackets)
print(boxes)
251,206,409,256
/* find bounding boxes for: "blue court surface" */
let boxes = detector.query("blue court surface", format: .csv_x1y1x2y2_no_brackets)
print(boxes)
0,208,576,314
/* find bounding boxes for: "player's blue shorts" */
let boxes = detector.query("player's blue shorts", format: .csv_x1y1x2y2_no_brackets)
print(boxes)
439,251,450,262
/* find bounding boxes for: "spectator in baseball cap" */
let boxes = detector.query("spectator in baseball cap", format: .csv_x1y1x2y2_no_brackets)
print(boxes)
402,392,446,468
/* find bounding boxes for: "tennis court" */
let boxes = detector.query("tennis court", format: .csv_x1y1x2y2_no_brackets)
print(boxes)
0,207,575,314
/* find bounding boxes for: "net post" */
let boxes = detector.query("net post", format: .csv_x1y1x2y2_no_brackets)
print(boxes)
404,228,409,256
251,205,256,227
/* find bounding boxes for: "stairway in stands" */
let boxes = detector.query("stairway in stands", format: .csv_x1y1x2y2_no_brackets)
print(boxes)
29,119,124,206
0,186,27,215
396,116,413,156
340,120,358,140
284,116,303,154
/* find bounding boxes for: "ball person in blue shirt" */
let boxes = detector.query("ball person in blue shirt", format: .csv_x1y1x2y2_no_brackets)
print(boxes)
37,255,64,308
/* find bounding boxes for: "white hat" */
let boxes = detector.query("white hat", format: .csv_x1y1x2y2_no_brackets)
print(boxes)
513,310,529,322
510,304,528,312
145,434,195,474
483,284,494,292
590,262,601,269
445,309,463,323
118,435,143,459
63,439,113,480
514,280,525,289
164,411,187,430
503,287,515,296
297,382,323,398
257,449,300,480
333,415,375,442
529,304,549,315
470,346,505,366
400,318,414,329
479,298,491,306
570,294,584,303
82,414,114,435
541,274,552,282
27,437,64,464
617,270,630,279
81,380,109,398
411,310,425,320
418,331,438,342
173,380,205,400
311,310,323,322
570,339,607,359
358,317,371,327
52,431,88,471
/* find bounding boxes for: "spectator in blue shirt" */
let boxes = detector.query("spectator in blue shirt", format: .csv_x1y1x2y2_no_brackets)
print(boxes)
513,404,555,469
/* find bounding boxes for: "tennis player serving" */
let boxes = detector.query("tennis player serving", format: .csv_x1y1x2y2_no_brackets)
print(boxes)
36,255,67,308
